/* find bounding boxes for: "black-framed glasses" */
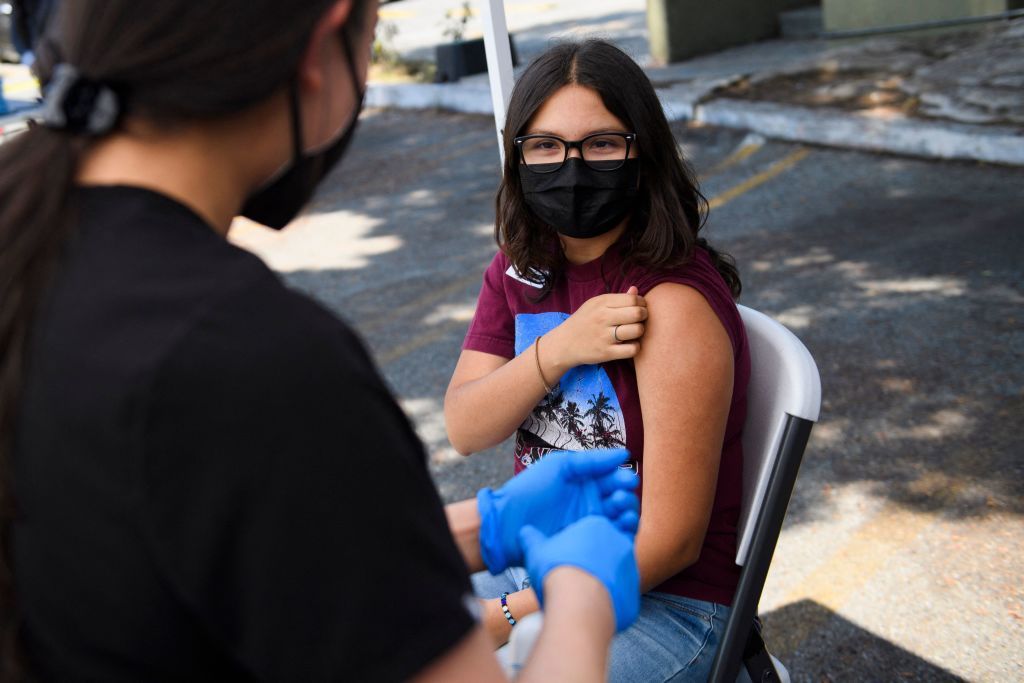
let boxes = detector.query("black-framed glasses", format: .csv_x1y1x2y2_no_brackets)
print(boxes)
513,132,637,173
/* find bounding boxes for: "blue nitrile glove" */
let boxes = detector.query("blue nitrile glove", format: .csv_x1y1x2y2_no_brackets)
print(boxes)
476,448,639,574
519,515,641,632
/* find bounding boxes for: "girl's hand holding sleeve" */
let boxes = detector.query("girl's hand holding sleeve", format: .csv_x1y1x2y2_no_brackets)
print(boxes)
543,286,647,367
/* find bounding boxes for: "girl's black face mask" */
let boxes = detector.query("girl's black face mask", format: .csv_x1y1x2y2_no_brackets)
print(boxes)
241,32,363,230
519,158,640,239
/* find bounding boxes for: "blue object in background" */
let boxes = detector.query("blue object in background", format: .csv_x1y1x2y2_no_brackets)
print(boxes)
0,76,9,115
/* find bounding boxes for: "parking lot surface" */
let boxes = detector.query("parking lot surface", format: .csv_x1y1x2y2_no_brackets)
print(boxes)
229,108,1024,682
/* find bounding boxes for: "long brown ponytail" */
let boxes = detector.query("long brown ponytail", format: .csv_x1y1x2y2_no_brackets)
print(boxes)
0,1,369,676
0,120,84,681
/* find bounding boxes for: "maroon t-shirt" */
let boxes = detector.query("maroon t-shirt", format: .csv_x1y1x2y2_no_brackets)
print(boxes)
462,243,750,606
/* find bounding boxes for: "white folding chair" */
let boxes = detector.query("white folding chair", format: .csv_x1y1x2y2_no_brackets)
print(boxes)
507,305,821,682
709,305,821,683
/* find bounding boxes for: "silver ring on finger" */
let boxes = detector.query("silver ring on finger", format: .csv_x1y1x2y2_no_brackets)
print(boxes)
613,324,622,343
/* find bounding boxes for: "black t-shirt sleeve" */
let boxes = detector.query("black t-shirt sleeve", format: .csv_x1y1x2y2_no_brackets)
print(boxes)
139,282,475,682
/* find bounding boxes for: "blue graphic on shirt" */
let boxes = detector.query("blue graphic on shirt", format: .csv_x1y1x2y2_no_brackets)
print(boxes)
514,313,626,464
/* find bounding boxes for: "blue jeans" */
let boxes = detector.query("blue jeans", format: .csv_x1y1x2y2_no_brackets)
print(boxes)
472,568,730,682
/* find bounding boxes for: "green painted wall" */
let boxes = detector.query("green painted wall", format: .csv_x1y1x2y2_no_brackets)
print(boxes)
646,0,1019,64
647,0,782,63
822,0,1013,32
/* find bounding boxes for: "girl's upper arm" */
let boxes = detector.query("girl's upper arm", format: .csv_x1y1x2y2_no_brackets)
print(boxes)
632,282,735,566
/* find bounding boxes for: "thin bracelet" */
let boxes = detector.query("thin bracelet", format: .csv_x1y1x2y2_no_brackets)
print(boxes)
533,336,553,394
500,592,517,627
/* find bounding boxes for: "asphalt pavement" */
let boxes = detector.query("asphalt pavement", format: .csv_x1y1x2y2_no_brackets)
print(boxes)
230,106,1023,682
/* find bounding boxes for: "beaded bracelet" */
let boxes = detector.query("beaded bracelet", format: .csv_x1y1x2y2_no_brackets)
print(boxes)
500,592,517,627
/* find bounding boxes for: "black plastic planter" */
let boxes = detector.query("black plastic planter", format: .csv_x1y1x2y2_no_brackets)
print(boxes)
434,36,518,83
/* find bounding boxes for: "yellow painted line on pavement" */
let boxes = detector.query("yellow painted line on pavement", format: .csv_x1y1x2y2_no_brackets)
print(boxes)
770,503,934,655
379,318,468,366
783,504,932,609
707,147,809,210
360,271,482,334
700,139,765,179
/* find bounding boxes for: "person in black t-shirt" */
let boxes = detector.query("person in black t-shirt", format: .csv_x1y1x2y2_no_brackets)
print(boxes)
0,1,644,681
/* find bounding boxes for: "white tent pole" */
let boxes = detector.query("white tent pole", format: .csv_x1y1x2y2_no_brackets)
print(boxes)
479,0,515,164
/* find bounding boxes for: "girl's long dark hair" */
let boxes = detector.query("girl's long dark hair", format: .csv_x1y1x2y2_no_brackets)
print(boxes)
0,1,368,677
496,39,741,299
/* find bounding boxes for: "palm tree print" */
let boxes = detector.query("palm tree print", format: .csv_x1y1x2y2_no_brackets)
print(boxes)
592,423,625,448
584,392,614,433
529,386,573,447
525,389,626,451
559,401,589,447
532,385,564,424
584,392,625,448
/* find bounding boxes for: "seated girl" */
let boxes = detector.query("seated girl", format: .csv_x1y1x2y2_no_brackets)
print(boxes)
444,39,750,682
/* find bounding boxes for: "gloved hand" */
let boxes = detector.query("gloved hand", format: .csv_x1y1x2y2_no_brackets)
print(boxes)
476,448,639,573
519,515,640,632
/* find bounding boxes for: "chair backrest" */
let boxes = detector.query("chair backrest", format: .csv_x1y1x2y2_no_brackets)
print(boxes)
499,305,822,683
709,305,821,683
735,305,821,566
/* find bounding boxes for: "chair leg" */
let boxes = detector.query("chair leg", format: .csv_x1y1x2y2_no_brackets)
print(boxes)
742,621,784,683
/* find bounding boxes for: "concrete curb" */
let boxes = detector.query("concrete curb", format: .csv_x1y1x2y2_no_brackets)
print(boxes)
366,81,493,115
365,80,1024,167
693,99,1024,167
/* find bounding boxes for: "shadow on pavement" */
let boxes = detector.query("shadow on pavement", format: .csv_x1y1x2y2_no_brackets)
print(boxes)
761,598,967,682
715,152,1024,524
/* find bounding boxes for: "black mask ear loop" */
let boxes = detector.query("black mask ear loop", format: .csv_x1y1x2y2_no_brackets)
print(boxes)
338,26,364,107
284,25,360,164
286,79,304,163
